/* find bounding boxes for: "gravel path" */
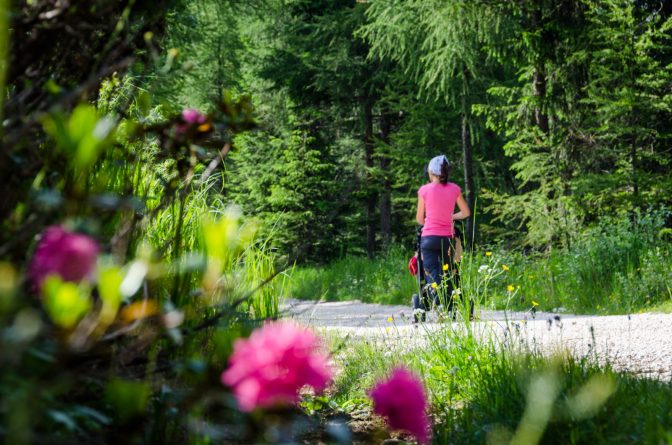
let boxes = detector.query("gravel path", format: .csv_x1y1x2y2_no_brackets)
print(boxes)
282,298,672,380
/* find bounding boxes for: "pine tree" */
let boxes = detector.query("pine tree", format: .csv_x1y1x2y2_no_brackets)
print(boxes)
579,0,672,217
154,0,245,110
361,0,512,246
229,0,400,259
471,0,589,247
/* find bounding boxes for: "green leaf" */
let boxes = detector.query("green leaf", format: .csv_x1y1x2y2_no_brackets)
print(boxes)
44,78,63,95
98,266,123,309
42,276,91,329
42,111,75,153
136,91,152,117
98,265,123,326
104,379,151,421
42,103,117,173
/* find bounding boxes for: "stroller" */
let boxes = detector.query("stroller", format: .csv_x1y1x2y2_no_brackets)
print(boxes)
409,224,473,322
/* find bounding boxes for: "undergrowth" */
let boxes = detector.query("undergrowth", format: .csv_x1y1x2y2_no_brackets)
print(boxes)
328,323,672,444
289,245,417,305
289,209,672,315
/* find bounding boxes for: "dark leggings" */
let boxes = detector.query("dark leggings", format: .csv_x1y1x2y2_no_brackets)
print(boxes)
420,236,454,295
420,236,472,317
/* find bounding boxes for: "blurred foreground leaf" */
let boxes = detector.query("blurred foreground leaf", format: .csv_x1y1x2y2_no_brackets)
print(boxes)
42,104,117,173
565,374,617,420
0,262,17,312
104,379,150,422
99,266,123,309
42,276,91,329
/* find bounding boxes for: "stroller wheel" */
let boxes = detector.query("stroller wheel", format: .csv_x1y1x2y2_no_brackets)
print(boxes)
411,294,427,323
413,311,426,323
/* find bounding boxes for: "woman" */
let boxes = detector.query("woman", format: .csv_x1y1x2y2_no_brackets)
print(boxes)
416,155,470,309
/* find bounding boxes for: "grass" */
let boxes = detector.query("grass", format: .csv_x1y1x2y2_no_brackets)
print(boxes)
288,210,672,315
288,245,417,305
473,212,672,314
326,322,672,444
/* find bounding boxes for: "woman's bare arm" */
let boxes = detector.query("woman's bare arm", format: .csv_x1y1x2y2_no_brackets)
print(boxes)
452,194,471,221
416,196,425,225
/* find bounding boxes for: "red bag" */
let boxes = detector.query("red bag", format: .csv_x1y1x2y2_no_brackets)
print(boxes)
408,255,418,276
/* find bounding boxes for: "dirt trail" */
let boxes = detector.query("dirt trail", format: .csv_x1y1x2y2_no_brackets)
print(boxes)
282,298,672,380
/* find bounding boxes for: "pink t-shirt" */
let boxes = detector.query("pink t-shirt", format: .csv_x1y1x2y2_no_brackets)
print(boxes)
418,182,461,237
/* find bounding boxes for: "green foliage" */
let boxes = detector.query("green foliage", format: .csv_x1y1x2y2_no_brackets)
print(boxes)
0,13,287,439
471,208,671,314
41,104,118,174
333,323,672,444
104,379,151,422
288,245,416,304
293,208,672,314
440,350,672,444
577,0,672,214
42,277,92,329
363,0,672,249
226,0,466,260
5,0,672,442
156,0,245,109
266,131,334,254
361,0,508,104
225,0,367,261
231,128,343,261
0,0,9,120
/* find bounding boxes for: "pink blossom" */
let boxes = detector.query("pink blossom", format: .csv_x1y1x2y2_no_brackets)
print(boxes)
370,367,431,445
28,226,99,292
221,321,333,412
181,108,206,125
175,108,207,135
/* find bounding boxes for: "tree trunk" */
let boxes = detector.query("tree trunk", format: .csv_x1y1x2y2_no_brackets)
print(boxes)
379,110,392,249
531,3,549,135
533,66,549,134
629,32,639,218
461,115,476,248
363,98,376,258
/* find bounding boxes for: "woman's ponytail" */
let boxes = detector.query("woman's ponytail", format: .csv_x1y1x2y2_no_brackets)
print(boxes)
439,158,451,184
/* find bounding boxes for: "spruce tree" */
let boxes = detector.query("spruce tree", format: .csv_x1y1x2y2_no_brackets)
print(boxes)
362,0,511,246
579,0,672,217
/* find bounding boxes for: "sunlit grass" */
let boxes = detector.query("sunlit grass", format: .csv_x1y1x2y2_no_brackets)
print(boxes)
290,211,672,315
288,245,417,305
328,321,672,444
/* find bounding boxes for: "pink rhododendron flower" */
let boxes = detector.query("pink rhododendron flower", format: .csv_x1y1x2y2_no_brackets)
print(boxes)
29,226,99,292
175,108,208,135
370,367,431,445
181,108,207,125
221,321,332,412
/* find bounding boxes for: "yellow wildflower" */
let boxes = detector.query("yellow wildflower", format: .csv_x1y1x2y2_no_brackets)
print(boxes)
387,316,394,323
531,300,539,307
485,251,492,257
502,264,510,271
507,284,515,292
431,282,438,289
442,263,449,271
197,122,212,132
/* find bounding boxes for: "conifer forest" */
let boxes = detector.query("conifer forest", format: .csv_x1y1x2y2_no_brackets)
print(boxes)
1,1,672,444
